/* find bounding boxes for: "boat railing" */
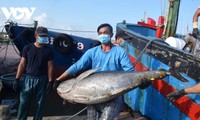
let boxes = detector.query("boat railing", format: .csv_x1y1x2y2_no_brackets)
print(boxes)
117,23,200,82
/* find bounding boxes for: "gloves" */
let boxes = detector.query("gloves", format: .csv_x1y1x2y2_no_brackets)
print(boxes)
53,80,61,91
46,81,53,93
192,28,199,38
13,78,20,92
167,89,186,102
138,78,151,89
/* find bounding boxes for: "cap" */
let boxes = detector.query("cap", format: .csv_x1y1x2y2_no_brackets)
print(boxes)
35,27,48,36
115,30,131,39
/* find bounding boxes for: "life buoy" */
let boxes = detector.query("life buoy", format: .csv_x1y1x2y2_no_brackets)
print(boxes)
53,34,73,54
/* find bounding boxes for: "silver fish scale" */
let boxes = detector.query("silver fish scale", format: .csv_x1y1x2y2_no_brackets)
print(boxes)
57,70,168,104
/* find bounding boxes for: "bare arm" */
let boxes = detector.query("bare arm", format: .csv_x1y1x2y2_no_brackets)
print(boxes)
16,57,26,79
184,83,200,94
193,8,200,28
193,8,200,22
48,60,54,82
56,72,69,81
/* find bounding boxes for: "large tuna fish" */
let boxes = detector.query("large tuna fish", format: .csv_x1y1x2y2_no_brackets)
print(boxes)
57,68,170,104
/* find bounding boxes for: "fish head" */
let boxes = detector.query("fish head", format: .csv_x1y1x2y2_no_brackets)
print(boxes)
57,78,76,94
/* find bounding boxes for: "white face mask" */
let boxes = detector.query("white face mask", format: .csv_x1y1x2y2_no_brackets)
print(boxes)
97,34,111,44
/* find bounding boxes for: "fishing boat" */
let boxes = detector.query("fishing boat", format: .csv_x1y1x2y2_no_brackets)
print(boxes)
1,0,200,119
1,20,100,93
116,0,200,119
4,21,100,77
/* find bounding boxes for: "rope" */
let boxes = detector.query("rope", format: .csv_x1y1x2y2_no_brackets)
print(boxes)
0,42,9,63
17,23,34,26
0,72,16,80
47,27,96,33
1,25,5,33
11,41,20,56
66,107,87,120
0,43,8,52
131,39,167,67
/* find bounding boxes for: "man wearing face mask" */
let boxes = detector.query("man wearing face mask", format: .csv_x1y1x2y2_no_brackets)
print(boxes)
13,27,54,120
115,30,132,53
53,23,135,120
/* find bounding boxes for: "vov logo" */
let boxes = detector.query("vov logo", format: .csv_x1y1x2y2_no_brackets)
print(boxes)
1,7,36,20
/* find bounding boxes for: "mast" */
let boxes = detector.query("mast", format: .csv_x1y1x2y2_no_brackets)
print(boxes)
163,0,181,39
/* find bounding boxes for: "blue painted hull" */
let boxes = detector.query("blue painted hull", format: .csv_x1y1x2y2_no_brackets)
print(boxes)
117,22,200,119
5,23,99,76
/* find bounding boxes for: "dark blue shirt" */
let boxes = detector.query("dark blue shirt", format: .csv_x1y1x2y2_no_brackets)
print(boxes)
22,44,53,76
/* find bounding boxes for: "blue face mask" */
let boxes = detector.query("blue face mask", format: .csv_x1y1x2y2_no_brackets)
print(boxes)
38,36,48,44
119,40,125,47
98,34,111,44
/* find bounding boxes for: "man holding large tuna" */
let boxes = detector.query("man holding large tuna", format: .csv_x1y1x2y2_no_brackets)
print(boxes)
53,23,150,120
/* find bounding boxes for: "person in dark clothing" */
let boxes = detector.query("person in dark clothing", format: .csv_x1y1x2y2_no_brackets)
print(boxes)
13,27,54,120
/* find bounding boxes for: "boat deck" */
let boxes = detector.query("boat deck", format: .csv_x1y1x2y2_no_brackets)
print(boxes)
9,111,147,120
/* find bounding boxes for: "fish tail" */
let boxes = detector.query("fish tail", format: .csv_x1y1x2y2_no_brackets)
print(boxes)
141,70,170,81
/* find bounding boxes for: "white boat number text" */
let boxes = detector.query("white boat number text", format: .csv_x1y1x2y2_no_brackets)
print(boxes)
47,37,84,50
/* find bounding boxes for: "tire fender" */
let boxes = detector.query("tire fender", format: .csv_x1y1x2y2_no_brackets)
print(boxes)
53,34,73,54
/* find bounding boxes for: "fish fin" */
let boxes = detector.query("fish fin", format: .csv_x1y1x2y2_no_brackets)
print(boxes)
76,67,101,81
169,69,189,82
158,69,171,75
